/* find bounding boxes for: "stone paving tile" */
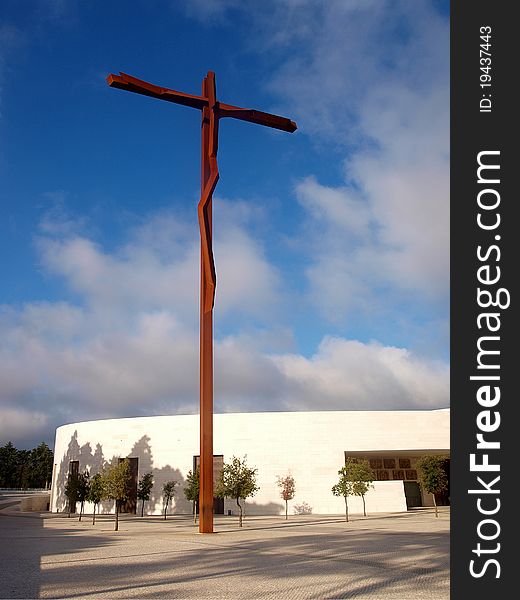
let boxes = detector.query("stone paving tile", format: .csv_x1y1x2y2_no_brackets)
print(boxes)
0,509,449,599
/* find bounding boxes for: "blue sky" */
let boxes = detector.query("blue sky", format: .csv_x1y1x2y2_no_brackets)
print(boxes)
0,0,449,449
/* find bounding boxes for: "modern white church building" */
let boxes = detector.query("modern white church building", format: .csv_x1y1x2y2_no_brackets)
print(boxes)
50,409,450,517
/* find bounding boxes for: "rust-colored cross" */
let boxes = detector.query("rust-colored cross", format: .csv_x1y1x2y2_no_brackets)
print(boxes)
106,71,296,533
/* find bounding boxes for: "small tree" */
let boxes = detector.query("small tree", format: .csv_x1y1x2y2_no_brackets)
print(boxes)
162,481,177,519
64,471,79,517
104,459,131,531
183,467,200,524
349,460,374,517
215,456,259,527
332,466,354,522
276,474,295,520
416,455,448,517
293,501,312,515
137,473,154,517
87,472,105,524
76,471,91,522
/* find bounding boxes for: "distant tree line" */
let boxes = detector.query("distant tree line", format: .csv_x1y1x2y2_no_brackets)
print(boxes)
0,441,54,489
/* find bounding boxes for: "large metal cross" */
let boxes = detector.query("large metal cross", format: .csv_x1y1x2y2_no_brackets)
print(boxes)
106,71,296,533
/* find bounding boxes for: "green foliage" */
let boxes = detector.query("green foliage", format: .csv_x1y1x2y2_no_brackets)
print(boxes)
87,473,106,504
349,460,374,495
86,472,106,524
162,480,177,519
0,441,53,489
332,458,375,520
276,474,295,520
28,443,54,488
137,473,154,501
64,471,80,516
332,465,354,522
104,459,131,530
137,472,154,517
416,456,448,495
104,460,131,502
76,471,90,521
332,467,354,497
0,442,18,487
416,455,448,517
77,471,91,502
183,467,200,503
16,450,31,489
183,467,200,524
215,456,259,527
348,459,374,516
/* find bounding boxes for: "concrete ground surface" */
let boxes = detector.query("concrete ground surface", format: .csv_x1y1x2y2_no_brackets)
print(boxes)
0,505,449,600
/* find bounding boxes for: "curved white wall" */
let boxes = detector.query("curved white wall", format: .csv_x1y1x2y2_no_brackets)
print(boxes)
50,409,449,516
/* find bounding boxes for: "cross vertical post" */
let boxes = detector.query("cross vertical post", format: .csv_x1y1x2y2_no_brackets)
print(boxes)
199,73,215,533
106,70,296,533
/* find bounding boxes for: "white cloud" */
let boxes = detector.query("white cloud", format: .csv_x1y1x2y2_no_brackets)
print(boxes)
296,176,370,239
272,336,449,411
1,201,449,448
36,201,282,326
1,292,449,447
266,2,450,324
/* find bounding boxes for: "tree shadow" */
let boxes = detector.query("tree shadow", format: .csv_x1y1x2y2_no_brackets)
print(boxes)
231,500,284,517
52,433,190,517
32,522,449,599
0,512,118,599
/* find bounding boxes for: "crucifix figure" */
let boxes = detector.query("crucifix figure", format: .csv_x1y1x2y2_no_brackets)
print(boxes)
106,71,297,533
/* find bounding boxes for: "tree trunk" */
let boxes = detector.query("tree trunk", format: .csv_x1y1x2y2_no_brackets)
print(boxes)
362,495,366,517
79,501,84,522
92,503,96,525
141,499,144,517
432,493,438,517
344,496,349,522
285,499,288,520
237,497,243,527
164,500,168,520
193,501,197,525
115,501,119,531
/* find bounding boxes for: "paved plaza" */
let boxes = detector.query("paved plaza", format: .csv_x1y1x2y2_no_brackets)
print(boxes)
0,505,449,599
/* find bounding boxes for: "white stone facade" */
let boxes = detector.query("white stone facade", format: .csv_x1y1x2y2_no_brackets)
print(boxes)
50,409,449,516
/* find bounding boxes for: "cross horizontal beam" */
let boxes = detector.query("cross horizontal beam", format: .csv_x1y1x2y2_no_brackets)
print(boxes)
106,72,297,133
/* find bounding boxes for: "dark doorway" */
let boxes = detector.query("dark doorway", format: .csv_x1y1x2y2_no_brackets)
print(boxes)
118,457,138,514
194,455,224,514
404,481,422,508
68,460,79,514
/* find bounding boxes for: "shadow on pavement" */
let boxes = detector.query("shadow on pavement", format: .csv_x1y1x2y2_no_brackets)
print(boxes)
0,511,448,599
0,511,119,599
